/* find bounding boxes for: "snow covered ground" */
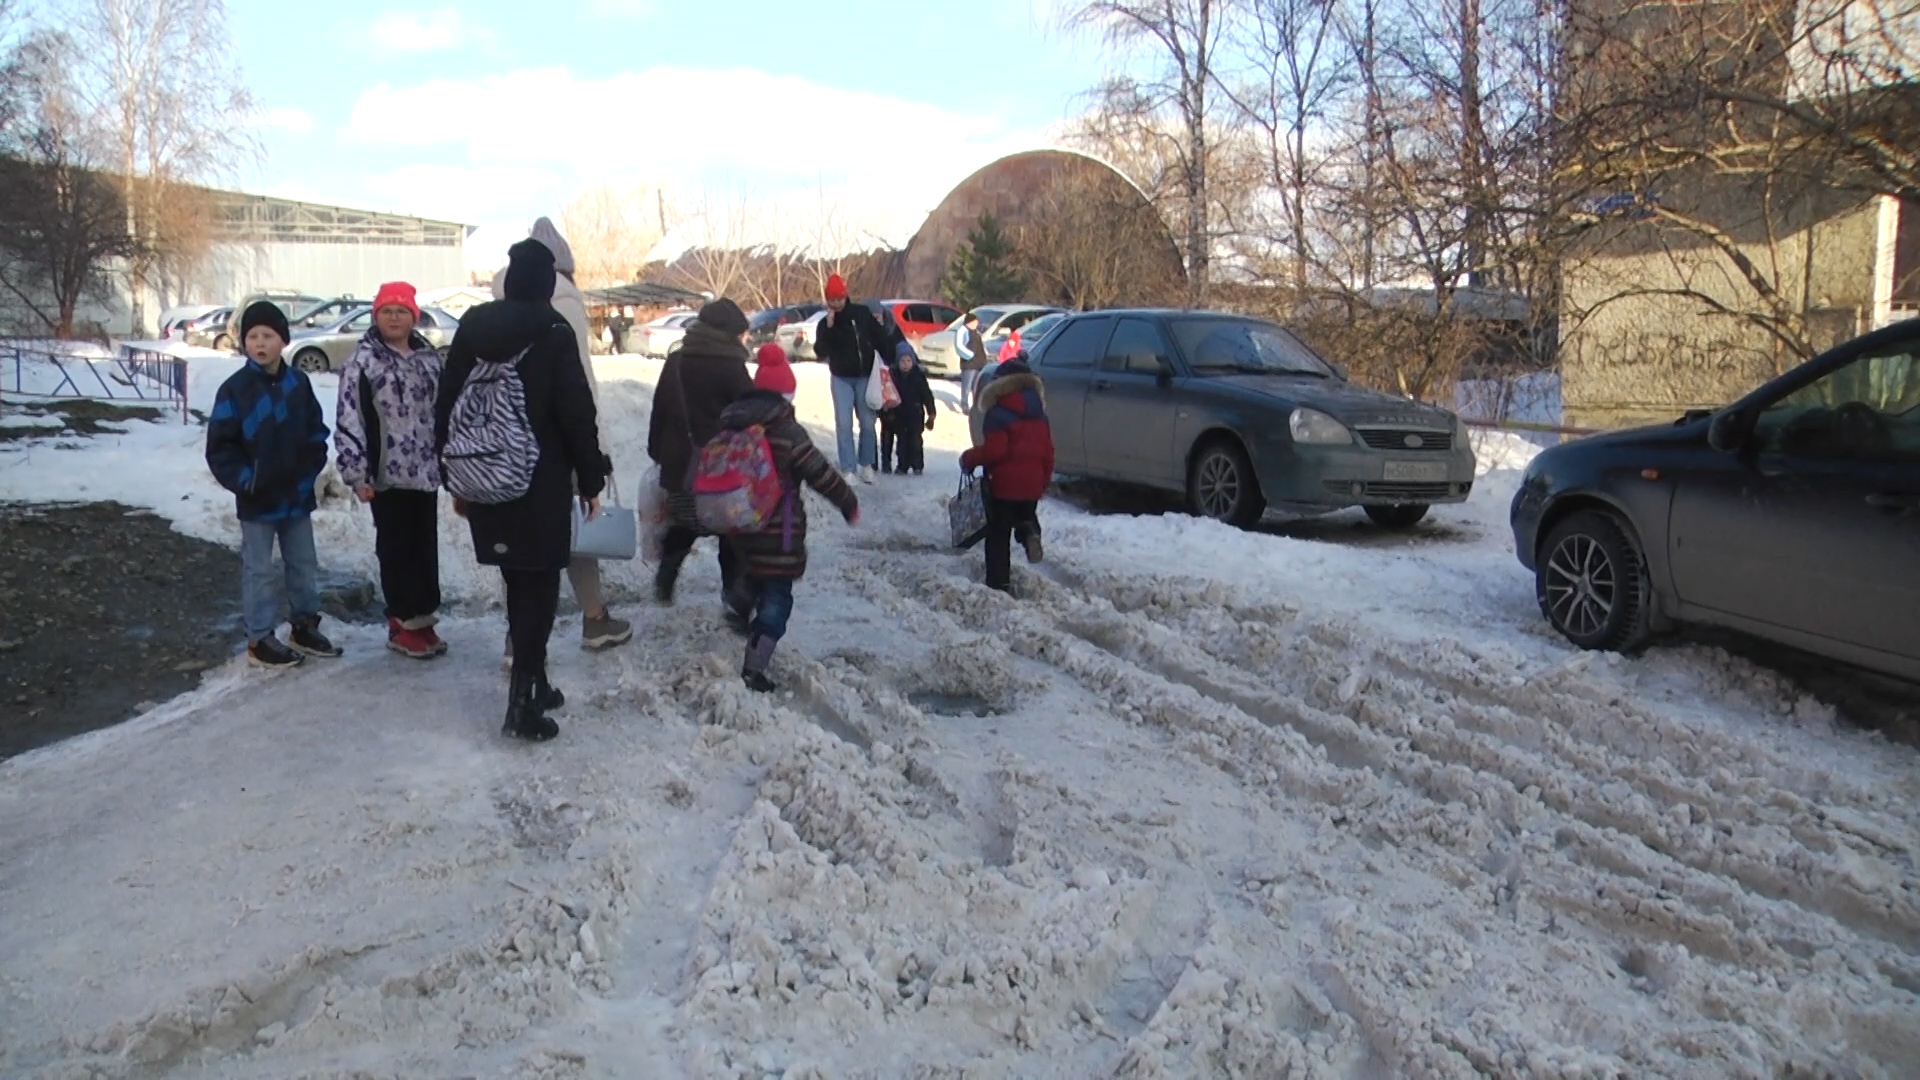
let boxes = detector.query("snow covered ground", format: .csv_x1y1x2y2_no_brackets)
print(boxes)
1,354,1917,1079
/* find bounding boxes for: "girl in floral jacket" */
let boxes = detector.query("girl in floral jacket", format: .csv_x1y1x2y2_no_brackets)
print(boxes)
335,281,448,659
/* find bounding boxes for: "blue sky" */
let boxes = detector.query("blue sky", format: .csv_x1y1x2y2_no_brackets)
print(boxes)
231,0,1108,268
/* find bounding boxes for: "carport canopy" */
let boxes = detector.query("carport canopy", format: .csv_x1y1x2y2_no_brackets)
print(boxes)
584,281,707,308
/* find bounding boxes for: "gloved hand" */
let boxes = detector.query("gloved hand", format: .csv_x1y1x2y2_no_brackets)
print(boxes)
925,412,936,431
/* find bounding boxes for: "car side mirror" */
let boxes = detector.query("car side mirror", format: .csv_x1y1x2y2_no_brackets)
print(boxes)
1707,408,1750,452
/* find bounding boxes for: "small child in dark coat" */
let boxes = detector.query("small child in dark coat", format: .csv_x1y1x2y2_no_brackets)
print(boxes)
878,342,937,475
714,347,861,692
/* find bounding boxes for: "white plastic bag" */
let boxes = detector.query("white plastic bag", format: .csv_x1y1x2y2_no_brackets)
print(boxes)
865,361,900,411
637,464,670,564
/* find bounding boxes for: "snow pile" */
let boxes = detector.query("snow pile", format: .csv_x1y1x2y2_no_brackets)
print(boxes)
2,346,1917,1078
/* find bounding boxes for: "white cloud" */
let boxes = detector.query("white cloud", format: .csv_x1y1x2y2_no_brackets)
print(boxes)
339,66,1054,255
367,7,497,53
264,108,313,134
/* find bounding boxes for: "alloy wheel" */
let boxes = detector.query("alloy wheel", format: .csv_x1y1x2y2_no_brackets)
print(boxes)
1543,534,1616,639
1197,452,1241,519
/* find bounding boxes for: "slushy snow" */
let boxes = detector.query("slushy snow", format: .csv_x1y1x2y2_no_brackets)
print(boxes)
0,352,1915,1079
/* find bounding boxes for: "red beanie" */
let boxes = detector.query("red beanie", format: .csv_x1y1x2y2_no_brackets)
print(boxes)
371,281,419,318
753,343,796,395
824,273,848,301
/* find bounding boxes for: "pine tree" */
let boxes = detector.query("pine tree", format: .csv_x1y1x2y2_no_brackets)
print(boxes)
939,211,1029,310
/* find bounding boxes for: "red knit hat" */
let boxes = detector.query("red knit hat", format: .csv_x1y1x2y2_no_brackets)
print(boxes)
753,343,796,395
823,273,848,301
371,281,419,318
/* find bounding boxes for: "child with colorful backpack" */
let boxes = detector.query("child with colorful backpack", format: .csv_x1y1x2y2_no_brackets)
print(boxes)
878,341,936,475
690,345,859,692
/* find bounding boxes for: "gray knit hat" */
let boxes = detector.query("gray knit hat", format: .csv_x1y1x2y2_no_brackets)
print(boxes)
528,216,575,276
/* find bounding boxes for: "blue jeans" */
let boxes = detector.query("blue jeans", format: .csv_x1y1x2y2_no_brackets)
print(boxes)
960,369,980,412
829,375,877,472
749,577,796,642
241,515,320,643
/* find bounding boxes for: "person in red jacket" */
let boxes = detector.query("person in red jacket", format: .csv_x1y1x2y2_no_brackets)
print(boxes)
958,359,1054,593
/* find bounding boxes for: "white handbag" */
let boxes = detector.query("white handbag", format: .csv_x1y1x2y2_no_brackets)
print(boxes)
572,474,638,560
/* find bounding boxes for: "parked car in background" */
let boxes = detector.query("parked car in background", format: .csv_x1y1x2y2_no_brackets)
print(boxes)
777,310,828,362
173,307,232,347
1511,319,1920,681
987,310,1064,360
1027,309,1475,528
157,305,221,339
640,312,699,358
216,291,326,351
918,304,1065,376
747,303,825,348
866,299,964,347
289,296,364,331
285,305,460,374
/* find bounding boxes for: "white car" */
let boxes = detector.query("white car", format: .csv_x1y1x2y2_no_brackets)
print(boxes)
637,312,697,358
915,304,1065,377
775,310,828,362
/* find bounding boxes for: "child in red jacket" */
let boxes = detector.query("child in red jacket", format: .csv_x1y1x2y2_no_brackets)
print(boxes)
958,360,1054,593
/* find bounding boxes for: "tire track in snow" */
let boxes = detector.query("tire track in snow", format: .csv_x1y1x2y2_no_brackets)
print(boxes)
861,559,1920,1078
1028,564,1920,955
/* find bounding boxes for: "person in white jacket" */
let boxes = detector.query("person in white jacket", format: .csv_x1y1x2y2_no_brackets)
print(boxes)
492,216,633,654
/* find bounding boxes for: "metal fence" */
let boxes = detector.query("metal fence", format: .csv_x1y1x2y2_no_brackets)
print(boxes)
1,341,190,422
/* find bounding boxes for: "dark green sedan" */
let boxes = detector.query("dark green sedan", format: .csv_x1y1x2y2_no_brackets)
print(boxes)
1025,309,1477,528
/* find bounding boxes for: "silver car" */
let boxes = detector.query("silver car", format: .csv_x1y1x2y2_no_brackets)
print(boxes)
286,306,461,374
917,304,1065,377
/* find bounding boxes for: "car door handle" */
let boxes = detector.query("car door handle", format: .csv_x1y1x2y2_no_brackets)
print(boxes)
1092,379,1114,391
1866,492,1920,511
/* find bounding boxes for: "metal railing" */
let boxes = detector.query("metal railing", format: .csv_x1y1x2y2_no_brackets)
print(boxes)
2,341,190,422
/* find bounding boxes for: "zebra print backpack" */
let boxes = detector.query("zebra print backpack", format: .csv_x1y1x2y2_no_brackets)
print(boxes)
441,345,538,504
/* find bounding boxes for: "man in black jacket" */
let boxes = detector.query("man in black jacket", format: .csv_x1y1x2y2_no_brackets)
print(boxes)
810,272,905,483
646,297,756,628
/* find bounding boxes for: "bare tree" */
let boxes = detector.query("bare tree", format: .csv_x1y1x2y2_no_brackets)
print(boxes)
1014,167,1187,309
1219,0,1351,289
1069,0,1234,305
560,183,668,290
0,29,138,337
672,182,763,303
801,175,862,295
73,0,255,335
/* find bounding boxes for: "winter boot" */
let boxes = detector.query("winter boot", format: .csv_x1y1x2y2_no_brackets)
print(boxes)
247,635,304,669
581,609,633,651
401,614,448,656
654,560,682,606
387,617,439,660
532,676,566,713
502,671,559,742
1022,527,1044,565
742,633,778,693
290,615,342,658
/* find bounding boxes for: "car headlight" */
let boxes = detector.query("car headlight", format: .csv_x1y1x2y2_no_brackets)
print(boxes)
1288,407,1352,445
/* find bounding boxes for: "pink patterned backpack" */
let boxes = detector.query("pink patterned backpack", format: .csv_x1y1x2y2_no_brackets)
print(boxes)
689,425,785,533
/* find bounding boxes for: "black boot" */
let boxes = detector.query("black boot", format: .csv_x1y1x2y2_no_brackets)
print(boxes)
654,558,681,606
532,676,565,712
502,671,559,741
742,633,777,693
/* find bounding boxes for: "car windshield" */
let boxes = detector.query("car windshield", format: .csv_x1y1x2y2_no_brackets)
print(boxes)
1170,317,1335,378
1021,313,1064,341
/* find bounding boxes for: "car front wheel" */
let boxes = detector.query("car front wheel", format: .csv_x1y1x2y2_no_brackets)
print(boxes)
292,349,330,374
1536,510,1652,652
1364,503,1429,529
1187,440,1266,527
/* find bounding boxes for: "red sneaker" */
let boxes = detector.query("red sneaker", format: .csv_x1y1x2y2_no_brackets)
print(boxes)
420,626,448,656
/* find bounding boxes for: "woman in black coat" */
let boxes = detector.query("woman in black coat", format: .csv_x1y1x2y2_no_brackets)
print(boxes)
645,297,755,626
436,238,606,741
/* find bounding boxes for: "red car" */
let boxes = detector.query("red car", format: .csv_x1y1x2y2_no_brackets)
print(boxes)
865,298,964,346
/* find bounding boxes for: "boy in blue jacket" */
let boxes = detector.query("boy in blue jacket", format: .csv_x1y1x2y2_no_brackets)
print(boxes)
205,301,342,668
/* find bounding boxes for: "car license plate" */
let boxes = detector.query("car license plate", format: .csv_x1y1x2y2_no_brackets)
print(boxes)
1383,460,1449,482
